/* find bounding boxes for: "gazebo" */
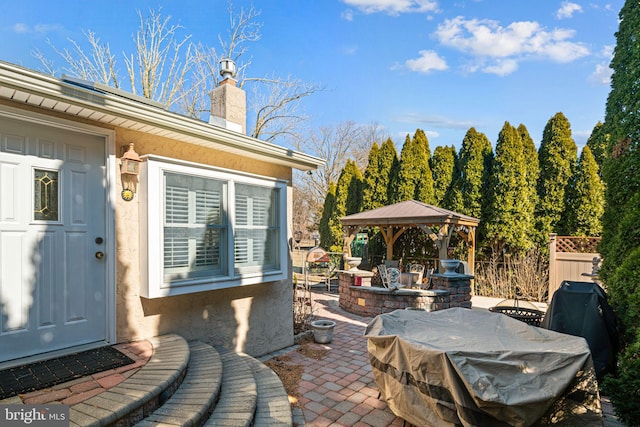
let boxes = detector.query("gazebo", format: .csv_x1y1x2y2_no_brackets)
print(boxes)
340,200,480,273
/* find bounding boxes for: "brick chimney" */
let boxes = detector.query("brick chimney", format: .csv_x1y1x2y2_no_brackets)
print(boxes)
209,59,246,134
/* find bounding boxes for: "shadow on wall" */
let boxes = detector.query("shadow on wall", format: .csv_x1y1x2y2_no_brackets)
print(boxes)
140,280,294,356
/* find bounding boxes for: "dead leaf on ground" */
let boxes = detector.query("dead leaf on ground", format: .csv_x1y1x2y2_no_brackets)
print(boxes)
296,335,329,360
264,354,304,409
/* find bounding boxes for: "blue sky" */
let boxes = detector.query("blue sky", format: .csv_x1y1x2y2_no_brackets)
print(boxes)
0,0,623,151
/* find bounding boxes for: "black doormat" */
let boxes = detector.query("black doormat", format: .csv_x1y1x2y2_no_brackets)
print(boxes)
0,346,135,400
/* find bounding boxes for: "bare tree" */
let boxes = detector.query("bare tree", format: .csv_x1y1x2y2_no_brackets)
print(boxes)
246,75,322,143
31,3,321,146
358,121,390,168
124,8,194,107
187,3,323,141
32,31,119,87
292,121,388,231
33,8,193,110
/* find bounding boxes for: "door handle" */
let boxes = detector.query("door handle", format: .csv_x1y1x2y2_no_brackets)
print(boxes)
95,251,105,260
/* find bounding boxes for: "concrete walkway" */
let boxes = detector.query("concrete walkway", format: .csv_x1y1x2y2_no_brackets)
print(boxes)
271,290,623,427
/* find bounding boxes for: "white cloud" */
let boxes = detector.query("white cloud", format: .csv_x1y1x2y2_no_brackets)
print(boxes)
341,44,359,55
482,59,518,76
589,44,614,85
433,16,589,75
397,113,476,129
589,63,611,84
12,23,29,34
397,129,440,139
556,2,583,19
341,9,354,21
341,0,439,16
11,22,64,34
405,50,448,73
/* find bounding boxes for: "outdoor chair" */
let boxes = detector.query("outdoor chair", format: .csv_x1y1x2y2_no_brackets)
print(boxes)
377,264,390,288
407,264,425,286
421,268,435,289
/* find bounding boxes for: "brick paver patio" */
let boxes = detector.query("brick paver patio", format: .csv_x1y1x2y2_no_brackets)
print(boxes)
283,290,405,426
281,289,623,427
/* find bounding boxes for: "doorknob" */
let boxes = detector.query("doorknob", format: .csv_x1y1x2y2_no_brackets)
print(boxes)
95,251,105,260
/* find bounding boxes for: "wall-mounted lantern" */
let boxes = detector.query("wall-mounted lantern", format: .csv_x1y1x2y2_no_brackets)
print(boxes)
120,143,142,201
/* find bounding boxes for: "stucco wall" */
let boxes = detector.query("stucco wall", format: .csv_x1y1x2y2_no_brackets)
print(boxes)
115,128,295,356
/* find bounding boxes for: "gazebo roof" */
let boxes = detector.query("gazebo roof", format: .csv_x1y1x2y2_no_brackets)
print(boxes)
341,200,479,228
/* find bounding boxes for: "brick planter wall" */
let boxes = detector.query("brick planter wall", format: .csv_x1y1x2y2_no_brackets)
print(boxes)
338,271,450,317
431,273,473,309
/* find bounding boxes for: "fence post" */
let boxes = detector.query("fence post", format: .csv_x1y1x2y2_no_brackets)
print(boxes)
548,233,557,302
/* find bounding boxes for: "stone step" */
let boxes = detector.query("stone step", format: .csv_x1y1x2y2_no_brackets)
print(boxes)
203,348,258,427
70,334,190,426
135,341,223,426
245,356,293,427
68,335,292,427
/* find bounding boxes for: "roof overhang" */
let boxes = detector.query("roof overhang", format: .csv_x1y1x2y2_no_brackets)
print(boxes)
340,200,480,229
0,61,325,171
340,216,479,228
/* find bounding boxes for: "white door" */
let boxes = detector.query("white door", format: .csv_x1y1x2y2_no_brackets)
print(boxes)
0,115,108,363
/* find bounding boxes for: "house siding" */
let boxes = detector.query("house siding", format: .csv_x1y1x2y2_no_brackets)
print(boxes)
114,128,295,356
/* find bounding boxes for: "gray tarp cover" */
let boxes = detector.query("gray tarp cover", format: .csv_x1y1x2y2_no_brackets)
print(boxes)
364,308,602,427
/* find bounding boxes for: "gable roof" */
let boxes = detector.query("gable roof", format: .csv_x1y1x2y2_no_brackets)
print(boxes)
341,200,479,227
0,61,324,171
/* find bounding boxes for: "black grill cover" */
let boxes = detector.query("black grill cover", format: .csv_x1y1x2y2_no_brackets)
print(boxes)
542,281,619,380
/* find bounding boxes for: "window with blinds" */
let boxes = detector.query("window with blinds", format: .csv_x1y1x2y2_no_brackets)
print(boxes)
142,156,287,297
163,173,226,280
234,184,279,272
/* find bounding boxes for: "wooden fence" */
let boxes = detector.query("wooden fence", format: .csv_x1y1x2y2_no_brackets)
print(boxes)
548,233,601,301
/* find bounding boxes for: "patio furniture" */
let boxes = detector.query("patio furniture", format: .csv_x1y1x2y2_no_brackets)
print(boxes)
421,267,434,289
407,264,425,285
365,308,602,426
489,298,545,326
384,259,400,269
387,267,401,290
377,264,390,288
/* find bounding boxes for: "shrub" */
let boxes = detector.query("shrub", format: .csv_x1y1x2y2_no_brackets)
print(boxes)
602,336,640,426
475,247,548,301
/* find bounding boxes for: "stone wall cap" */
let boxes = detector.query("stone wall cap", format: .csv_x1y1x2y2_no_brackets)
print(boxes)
432,273,475,280
339,270,374,277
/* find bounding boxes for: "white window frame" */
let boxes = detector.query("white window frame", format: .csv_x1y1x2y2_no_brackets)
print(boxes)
139,155,288,298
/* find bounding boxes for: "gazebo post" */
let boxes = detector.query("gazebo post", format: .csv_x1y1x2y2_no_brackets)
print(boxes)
467,228,476,274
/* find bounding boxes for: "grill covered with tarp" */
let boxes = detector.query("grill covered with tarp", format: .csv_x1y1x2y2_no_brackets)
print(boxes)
364,308,603,427
542,281,618,381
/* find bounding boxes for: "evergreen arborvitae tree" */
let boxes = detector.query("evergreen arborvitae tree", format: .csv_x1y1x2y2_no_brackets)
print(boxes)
319,181,337,250
431,145,457,207
586,122,609,174
325,160,363,252
391,131,434,203
518,124,541,245
536,112,578,236
390,134,414,203
362,143,381,211
599,2,640,422
485,122,533,254
448,127,493,219
413,129,435,204
362,138,398,210
565,146,604,236
345,160,364,215
379,138,399,206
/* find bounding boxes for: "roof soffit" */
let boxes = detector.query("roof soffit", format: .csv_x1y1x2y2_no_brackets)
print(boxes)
0,61,324,171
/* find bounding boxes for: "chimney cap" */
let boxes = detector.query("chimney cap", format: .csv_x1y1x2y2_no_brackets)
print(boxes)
219,58,237,80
